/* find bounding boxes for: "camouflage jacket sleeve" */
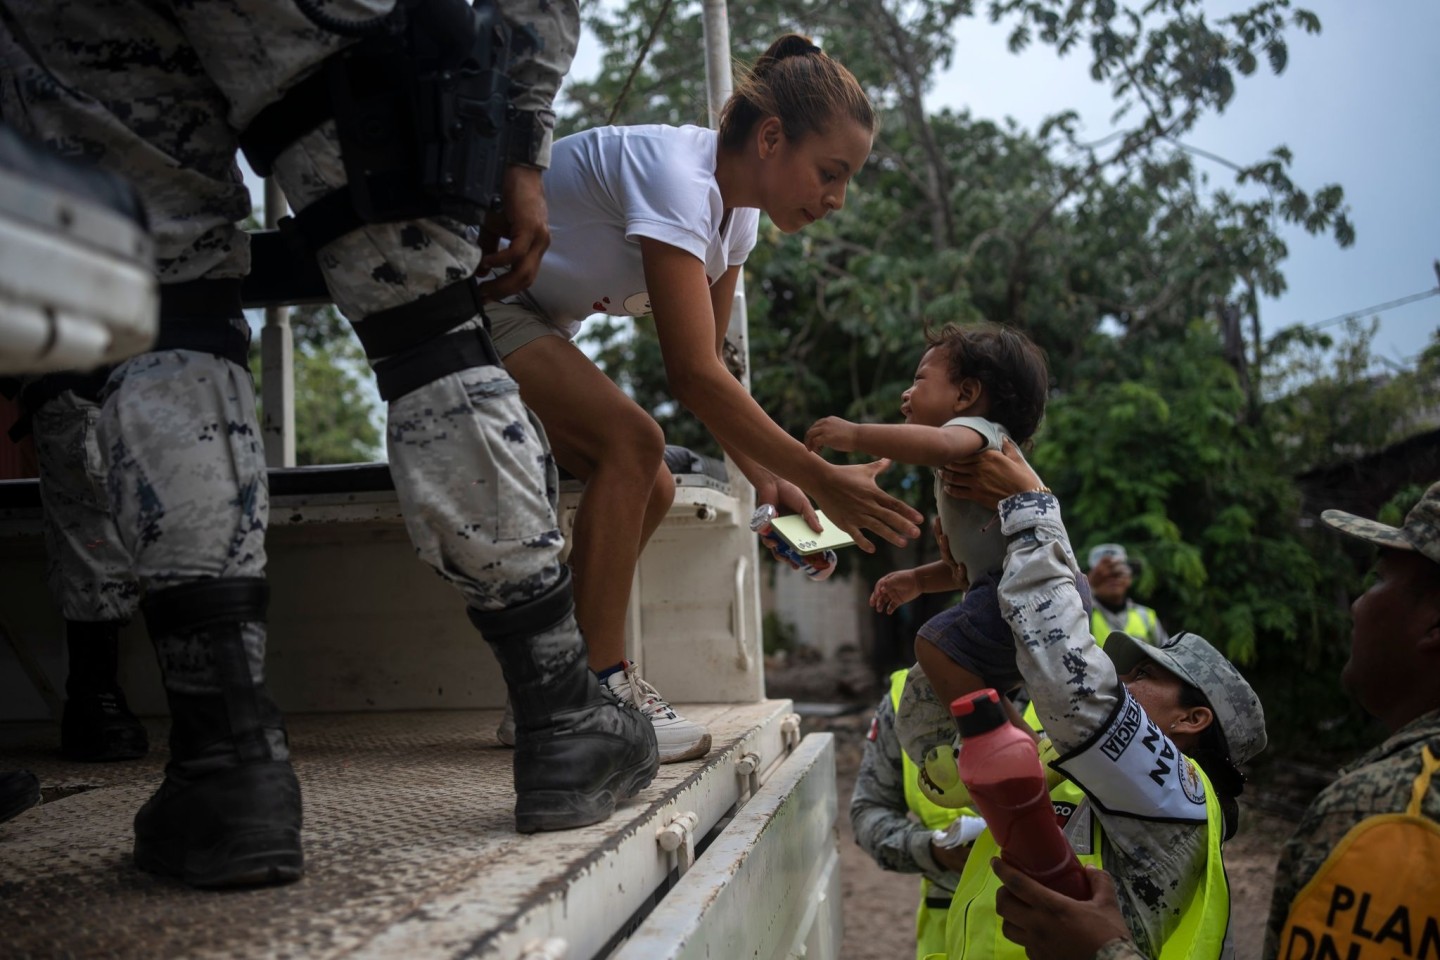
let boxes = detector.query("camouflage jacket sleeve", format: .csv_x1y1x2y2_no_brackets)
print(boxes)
996,492,1124,752
1095,940,1148,960
850,693,960,891
494,0,580,168
997,492,1213,958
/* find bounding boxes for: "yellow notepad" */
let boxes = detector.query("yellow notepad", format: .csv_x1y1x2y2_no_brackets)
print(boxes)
768,511,857,555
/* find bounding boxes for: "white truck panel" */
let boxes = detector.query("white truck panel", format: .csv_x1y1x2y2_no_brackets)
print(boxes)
0,473,763,720
613,733,841,960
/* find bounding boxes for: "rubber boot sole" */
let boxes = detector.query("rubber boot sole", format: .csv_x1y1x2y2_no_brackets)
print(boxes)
0,771,41,825
61,705,149,762
659,732,712,764
132,761,304,888
61,733,149,763
135,828,304,888
514,758,656,834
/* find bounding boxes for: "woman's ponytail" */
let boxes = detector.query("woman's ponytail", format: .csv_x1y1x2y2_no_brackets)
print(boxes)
752,33,823,72
718,34,874,151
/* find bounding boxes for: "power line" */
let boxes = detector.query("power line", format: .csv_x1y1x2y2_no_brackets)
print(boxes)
1299,287,1440,331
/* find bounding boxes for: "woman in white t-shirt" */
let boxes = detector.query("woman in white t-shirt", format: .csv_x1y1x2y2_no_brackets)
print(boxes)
487,35,924,762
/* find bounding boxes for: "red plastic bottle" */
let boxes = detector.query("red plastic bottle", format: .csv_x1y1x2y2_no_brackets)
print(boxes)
953,689,1089,899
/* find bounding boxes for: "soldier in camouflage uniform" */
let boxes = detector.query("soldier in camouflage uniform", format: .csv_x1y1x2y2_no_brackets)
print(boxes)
0,0,657,888
1261,482,1440,958
0,370,149,761
852,670,982,959
980,482,1440,960
28,383,149,761
904,442,1265,959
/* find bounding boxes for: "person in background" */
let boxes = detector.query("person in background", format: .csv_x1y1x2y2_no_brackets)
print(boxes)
2,375,146,762
28,382,148,762
990,483,1440,960
852,667,985,959
1087,545,1167,647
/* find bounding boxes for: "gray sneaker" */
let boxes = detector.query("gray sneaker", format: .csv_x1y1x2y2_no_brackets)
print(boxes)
603,662,711,764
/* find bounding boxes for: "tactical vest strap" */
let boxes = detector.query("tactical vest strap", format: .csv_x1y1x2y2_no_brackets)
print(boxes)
276,185,367,257
142,577,270,638
160,278,243,321
5,368,114,442
152,279,250,368
237,70,330,178
373,326,503,402
237,0,515,265
354,277,487,362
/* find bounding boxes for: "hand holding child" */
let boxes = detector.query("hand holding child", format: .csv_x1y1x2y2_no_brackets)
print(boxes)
939,437,1044,510
933,517,969,591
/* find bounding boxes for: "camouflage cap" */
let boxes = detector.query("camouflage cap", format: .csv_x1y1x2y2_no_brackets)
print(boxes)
1321,481,1440,566
1105,630,1268,765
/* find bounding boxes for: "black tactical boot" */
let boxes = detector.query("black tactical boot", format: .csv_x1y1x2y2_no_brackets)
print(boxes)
470,571,659,834
0,770,41,825
135,579,302,887
60,620,149,762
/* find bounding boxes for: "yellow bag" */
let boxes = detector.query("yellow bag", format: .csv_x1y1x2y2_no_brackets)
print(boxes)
1278,745,1440,960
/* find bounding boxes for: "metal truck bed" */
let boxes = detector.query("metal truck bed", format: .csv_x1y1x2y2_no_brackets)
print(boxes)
1,703,838,959
0,453,842,959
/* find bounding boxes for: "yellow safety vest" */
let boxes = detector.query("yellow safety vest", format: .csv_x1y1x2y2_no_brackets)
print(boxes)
1088,607,1157,644
929,760,1229,960
892,670,964,960
1278,744,1440,960
1090,605,1159,647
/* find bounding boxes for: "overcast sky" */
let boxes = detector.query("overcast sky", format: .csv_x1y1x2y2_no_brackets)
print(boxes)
565,0,1437,367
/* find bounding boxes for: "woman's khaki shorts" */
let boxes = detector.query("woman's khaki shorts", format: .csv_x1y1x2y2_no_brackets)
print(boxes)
486,298,579,359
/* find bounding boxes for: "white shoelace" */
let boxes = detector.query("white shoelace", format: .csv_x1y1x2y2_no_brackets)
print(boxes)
613,667,673,718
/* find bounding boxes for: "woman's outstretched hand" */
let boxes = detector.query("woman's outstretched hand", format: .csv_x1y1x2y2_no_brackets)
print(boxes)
752,474,822,532
939,438,1044,510
811,458,923,552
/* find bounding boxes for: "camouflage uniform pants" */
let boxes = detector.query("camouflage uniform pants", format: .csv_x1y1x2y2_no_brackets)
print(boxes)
0,1,565,663
30,390,140,623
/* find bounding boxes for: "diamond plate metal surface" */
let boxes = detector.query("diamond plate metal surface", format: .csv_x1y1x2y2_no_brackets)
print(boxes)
0,704,785,958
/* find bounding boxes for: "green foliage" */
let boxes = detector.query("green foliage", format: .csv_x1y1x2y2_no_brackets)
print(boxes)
1035,321,1319,664
1264,322,1440,474
564,0,1422,751
250,305,383,466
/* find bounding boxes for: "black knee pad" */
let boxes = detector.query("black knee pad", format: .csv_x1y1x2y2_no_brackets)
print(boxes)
467,569,574,646
142,577,269,638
